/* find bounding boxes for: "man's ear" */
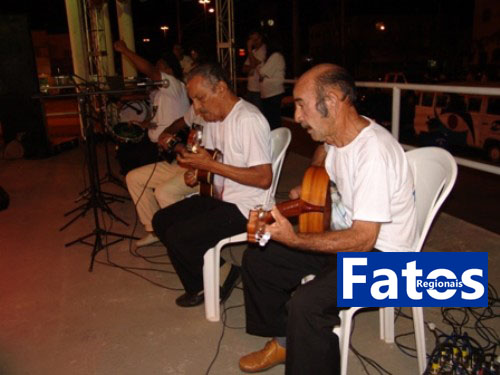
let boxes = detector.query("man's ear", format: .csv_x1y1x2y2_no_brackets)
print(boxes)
215,80,227,95
324,90,342,113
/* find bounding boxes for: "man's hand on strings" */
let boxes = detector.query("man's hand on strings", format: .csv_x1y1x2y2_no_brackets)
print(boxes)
177,147,213,171
266,206,297,246
184,169,198,187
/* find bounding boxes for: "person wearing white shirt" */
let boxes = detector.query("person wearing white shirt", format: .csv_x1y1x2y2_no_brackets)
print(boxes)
239,64,417,375
173,43,194,77
152,63,273,308
114,41,192,247
257,33,286,129
125,106,208,248
113,41,189,175
243,31,266,111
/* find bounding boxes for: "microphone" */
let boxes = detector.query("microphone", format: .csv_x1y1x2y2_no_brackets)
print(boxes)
137,79,170,88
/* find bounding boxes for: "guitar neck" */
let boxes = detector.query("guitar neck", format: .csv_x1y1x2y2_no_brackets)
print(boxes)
254,199,325,225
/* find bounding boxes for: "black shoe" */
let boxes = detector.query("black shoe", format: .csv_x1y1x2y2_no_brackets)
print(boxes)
220,265,241,304
175,291,204,307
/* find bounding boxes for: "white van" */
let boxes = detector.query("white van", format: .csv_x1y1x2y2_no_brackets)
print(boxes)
413,90,500,162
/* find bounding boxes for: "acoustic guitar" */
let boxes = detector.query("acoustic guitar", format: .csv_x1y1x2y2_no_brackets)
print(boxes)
159,125,192,163
178,125,222,198
247,166,332,246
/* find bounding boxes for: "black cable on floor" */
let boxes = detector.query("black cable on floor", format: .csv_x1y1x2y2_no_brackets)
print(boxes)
94,192,183,291
205,302,228,375
349,316,394,375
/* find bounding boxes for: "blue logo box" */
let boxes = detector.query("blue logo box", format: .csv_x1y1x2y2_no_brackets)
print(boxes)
337,252,488,307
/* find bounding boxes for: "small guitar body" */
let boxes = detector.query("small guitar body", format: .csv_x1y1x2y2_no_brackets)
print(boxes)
175,125,223,198
193,149,222,197
247,166,332,246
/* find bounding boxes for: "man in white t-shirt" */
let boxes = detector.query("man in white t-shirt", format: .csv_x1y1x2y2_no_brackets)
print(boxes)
239,64,417,374
125,105,207,247
242,31,266,111
152,63,273,308
114,40,191,247
113,41,190,175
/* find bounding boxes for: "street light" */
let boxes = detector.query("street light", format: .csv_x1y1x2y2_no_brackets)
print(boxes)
199,0,210,31
160,25,169,38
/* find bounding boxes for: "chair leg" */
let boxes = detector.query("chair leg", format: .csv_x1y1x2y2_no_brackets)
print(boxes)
337,307,363,375
203,246,221,322
338,310,350,375
379,307,395,343
412,307,427,374
202,233,248,322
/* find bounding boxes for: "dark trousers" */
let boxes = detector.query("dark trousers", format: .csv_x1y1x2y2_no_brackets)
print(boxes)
115,136,161,175
152,195,247,294
242,241,341,375
262,93,284,130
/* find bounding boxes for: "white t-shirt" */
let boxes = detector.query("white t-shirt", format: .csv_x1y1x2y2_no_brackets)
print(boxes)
203,99,272,217
324,120,417,252
149,72,190,142
244,44,266,93
258,52,285,99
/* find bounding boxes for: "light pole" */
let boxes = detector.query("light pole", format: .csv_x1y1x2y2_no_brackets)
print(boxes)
160,25,169,39
199,0,210,32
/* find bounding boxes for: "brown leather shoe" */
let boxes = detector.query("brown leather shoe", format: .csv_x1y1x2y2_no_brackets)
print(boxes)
239,339,286,373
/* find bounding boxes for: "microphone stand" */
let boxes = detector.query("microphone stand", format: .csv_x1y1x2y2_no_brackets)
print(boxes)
60,76,130,232
59,83,142,271
73,74,128,193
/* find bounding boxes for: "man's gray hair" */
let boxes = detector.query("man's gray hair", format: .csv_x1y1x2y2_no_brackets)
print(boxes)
314,65,357,117
186,63,233,92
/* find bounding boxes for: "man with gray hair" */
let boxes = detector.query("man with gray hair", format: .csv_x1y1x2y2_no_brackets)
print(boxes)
239,64,417,374
152,63,273,308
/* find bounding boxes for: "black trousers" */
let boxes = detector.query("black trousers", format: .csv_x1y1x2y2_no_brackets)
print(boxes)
115,136,161,175
242,241,341,375
152,195,247,294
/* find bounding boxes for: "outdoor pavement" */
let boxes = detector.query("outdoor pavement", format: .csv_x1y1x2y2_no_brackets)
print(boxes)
0,137,498,375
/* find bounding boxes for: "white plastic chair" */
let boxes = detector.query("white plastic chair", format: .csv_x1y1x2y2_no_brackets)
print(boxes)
332,147,458,375
203,127,292,322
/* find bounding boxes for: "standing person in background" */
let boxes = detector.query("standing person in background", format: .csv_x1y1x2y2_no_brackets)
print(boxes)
189,43,210,70
173,43,194,78
243,30,266,111
258,33,286,130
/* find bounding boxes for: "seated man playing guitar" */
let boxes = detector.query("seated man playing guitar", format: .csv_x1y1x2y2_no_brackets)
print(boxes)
113,40,190,175
238,64,417,375
152,63,273,308
126,105,210,248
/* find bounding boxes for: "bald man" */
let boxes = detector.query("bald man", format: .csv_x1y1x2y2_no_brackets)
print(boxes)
239,64,417,374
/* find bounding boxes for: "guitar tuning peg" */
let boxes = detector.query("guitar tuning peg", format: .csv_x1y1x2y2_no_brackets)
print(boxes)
258,232,271,247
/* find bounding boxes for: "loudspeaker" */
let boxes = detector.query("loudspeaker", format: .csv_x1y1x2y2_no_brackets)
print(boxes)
0,14,50,158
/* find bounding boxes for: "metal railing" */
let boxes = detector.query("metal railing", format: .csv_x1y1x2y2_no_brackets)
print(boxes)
259,78,500,175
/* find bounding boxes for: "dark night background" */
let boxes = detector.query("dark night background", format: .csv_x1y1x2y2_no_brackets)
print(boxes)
1,0,491,82
0,0,498,235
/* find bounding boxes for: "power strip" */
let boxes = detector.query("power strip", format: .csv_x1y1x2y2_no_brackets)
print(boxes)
425,335,499,375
